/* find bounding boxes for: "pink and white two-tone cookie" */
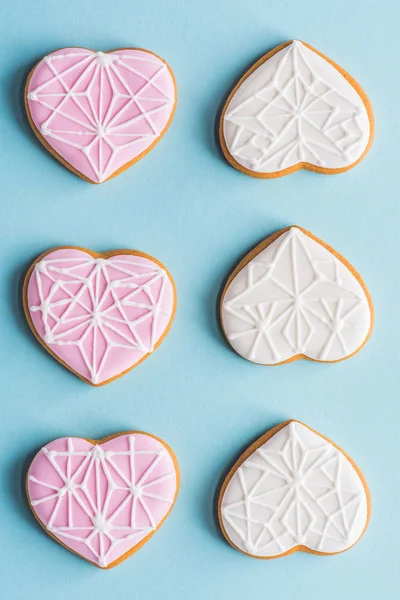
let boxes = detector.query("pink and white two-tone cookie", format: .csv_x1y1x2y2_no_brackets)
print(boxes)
25,47,176,183
23,246,176,386
27,431,179,568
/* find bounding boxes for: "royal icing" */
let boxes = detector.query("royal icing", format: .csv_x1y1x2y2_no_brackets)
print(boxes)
221,227,372,364
220,421,369,557
27,433,178,568
25,248,175,385
222,40,372,175
26,48,176,182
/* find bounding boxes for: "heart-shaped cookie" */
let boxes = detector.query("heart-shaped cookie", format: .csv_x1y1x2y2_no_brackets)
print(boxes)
219,420,370,558
27,431,179,568
25,47,176,183
220,40,373,177
23,247,176,385
220,226,373,364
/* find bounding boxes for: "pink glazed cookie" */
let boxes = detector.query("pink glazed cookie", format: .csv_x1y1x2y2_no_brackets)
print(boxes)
27,432,179,569
25,47,177,183
23,246,176,386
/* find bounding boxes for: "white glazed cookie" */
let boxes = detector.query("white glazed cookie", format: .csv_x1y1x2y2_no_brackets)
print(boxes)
220,40,374,177
220,226,373,365
219,420,371,558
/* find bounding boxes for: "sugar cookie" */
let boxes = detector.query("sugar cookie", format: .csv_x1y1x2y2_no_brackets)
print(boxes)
220,226,373,365
27,431,179,568
25,47,176,183
220,40,373,177
23,246,176,385
218,420,370,558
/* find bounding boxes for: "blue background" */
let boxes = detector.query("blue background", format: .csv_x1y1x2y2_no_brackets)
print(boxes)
1,0,399,598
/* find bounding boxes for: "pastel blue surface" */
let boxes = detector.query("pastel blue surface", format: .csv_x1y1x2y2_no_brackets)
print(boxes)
0,0,398,598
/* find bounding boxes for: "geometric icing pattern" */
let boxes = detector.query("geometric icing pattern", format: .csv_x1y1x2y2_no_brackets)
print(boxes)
26,48,176,183
219,421,369,558
27,433,179,568
222,40,372,176
221,227,372,364
25,248,175,385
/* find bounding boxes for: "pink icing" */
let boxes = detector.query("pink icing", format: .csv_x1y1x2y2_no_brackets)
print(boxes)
27,48,176,182
26,248,175,385
27,433,178,568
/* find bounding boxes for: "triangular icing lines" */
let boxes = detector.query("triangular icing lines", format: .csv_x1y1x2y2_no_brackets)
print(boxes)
221,422,366,556
28,436,175,567
224,41,367,171
223,228,369,363
29,255,171,383
27,51,175,181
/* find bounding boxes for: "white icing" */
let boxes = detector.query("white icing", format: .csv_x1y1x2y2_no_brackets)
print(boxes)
221,227,372,364
223,41,371,174
29,436,174,568
220,422,369,557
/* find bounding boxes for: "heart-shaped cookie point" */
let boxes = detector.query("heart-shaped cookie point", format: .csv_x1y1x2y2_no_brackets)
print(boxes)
219,420,370,558
25,47,176,183
27,432,179,569
221,226,373,365
23,247,176,385
220,40,373,178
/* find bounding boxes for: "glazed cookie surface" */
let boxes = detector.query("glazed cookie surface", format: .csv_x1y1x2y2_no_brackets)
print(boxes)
221,226,373,364
27,432,179,568
24,247,176,385
25,47,176,183
219,420,370,558
220,40,373,177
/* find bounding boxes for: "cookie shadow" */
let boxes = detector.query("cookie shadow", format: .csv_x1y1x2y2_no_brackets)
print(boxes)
10,255,49,355
210,90,229,163
6,60,30,129
8,448,40,527
6,57,38,138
